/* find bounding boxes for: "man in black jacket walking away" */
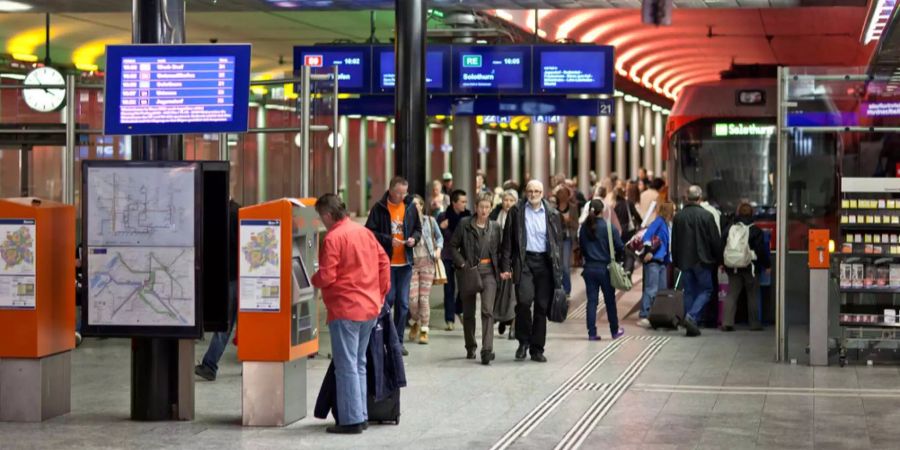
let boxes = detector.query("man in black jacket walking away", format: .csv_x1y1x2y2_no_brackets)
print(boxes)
365,176,422,355
672,185,722,337
500,180,564,362
436,190,470,331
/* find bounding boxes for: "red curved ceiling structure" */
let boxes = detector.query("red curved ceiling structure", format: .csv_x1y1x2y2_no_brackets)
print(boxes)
491,8,875,100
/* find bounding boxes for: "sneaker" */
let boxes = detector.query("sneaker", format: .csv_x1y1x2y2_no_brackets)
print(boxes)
418,330,429,345
636,318,651,329
612,328,625,340
445,322,455,331
401,346,409,356
194,364,216,381
326,423,364,434
408,323,420,342
683,317,701,337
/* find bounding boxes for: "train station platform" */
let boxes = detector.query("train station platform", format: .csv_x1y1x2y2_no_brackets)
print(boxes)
2,272,897,450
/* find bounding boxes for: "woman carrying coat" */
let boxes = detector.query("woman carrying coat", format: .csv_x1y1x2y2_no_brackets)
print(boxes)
449,193,503,365
408,195,444,345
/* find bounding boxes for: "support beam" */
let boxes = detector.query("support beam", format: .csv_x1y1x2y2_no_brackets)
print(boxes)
394,0,427,196
597,113,611,181
530,123,549,189
629,101,641,180
555,117,569,178
510,135,521,185
578,116,591,195
643,106,654,177
615,97,626,178
654,110,664,178
451,119,475,197
358,118,368,216
496,133,505,186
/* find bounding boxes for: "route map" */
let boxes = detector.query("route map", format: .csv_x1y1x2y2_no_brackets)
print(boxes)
239,220,281,312
242,226,279,273
86,166,195,247
87,246,195,326
0,219,37,309
0,225,34,271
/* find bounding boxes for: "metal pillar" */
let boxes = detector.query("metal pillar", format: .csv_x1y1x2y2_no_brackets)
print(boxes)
478,129,488,175
359,118,369,216
597,113,611,181
385,120,393,191
577,116,590,195
130,0,193,422
643,105,654,177
549,136,556,178
555,117,569,178
653,110,664,177
442,126,451,176
63,74,75,204
510,135,521,185
217,133,228,161
524,136,532,182
529,122,549,189
629,101,641,180
394,0,427,197
776,67,789,362
299,66,310,198
339,116,349,201
18,146,29,197
496,133,505,186
451,118,475,197
614,97,626,178
256,105,268,202
424,122,432,185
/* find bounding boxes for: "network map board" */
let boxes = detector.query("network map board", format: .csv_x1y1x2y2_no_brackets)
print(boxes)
293,45,371,93
373,45,451,93
81,161,203,338
452,45,532,94
533,45,614,95
103,44,251,136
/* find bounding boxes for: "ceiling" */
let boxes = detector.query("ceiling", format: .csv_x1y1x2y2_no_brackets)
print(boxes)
12,0,868,12
491,7,876,98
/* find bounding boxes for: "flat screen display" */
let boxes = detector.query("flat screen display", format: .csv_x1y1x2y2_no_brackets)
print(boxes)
374,45,451,93
291,256,311,290
103,44,251,135
533,45,614,94
452,45,531,94
293,45,371,93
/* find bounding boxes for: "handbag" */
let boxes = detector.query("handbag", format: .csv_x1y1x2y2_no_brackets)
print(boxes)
549,287,568,323
456,265,483,298
433,258,448,285
607,218,633,291
494,279,516,323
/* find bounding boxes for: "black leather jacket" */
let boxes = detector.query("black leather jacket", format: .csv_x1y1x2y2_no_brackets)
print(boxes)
449,217,502,276
500,199,564,287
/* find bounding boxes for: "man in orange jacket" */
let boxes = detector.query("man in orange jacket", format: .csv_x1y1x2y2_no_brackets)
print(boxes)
312,194,391,434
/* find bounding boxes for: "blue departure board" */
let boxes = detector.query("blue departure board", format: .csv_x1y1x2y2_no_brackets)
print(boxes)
533,45,614,94
293,46,371,93
452,45,531,94
374,45,451,93
103,44,251,135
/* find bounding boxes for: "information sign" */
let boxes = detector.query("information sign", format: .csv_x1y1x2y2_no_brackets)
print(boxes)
293,45,371,93
533,45,614,94
452,45,531,94
0,219,36,310
104,44,251,135
374,45,450,93
239,219,282,312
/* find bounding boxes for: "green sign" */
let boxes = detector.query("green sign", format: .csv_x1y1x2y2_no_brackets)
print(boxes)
462,54,482,68
713,122,775,137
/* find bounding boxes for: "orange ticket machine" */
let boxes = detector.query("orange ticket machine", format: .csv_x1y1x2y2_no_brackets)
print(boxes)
0,198,74,422
237,198,321,426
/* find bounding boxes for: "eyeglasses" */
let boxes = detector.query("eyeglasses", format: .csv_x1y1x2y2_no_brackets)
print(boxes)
525,190,542,195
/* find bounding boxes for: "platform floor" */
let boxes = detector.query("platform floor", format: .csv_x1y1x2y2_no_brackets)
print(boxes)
4,271,900,449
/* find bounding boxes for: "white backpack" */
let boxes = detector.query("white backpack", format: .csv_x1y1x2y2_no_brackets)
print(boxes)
724,223,755,269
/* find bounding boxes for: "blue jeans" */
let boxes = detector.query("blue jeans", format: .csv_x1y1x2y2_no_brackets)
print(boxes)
582,266,619,337
561,238,573,295
442,261,457,323
639,262,668,318
328,319,376,426
683,266,714,323
386,265,413,335
201,281,238,374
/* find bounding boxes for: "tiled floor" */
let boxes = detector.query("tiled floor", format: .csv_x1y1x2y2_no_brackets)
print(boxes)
3,271,900,449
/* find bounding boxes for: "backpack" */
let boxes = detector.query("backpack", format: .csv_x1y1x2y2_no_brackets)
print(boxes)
724,223,755,269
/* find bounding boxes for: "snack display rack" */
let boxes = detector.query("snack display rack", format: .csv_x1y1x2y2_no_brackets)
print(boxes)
836,177,900,367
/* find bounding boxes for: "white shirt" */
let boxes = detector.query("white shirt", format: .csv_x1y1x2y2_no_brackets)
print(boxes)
524,202,548,253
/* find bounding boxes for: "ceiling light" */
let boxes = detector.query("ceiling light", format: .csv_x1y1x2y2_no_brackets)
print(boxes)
0,73,25,80
862,0,898,44
0,1,32,12
624,95,638,103
12,53,37,62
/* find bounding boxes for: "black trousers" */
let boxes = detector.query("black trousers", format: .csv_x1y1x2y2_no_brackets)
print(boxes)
516,253,554,354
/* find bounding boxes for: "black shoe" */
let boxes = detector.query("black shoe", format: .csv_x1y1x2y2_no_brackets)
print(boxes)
683,318,701,337
363,422,369,430
750,326,764,331
515,344,527,361
194,364,216,381
720,326,735,332
326,423,364,434
401,346,409,357
481,351,495,365
466,349,477,359
530,353,548,363
498,323,507,335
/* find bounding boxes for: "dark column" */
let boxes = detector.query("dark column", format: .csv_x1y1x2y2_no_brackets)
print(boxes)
394,0,427,196
130,0,192,421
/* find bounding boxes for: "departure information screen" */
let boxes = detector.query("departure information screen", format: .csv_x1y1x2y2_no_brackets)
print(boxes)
453,46,531,94
375,46,450,93
534,46,614,94
293,46,371,93
104,44,251,135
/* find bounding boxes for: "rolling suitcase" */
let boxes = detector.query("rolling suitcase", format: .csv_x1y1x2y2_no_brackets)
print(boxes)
367,389,401,425
648,273,683,330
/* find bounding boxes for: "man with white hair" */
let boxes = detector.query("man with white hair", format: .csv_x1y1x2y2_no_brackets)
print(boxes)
500,180,564,362
672,185,723,337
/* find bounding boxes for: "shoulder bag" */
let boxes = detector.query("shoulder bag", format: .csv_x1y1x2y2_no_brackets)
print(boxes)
607,220,633,291
431,217,448,285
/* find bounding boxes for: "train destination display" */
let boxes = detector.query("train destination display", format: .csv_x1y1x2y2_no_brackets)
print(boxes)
454,46,531,94
375,46,450,93
104,44,251,135
294,46,370,93
534,46,614,94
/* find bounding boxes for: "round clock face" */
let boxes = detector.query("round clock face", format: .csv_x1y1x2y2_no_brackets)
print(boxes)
23,67,66,112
